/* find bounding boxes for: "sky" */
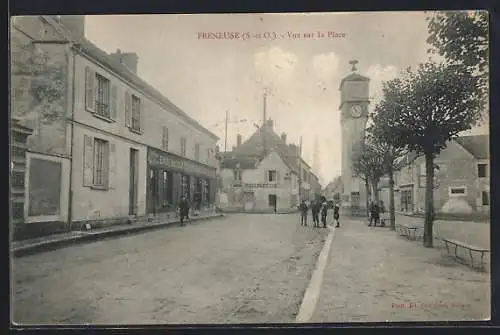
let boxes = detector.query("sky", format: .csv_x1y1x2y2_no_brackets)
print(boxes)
85,12,489,187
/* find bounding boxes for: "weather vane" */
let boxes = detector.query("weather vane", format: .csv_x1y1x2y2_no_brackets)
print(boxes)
349,59,359,72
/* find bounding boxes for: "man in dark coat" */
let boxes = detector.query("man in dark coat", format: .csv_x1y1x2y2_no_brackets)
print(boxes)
311,200,320,227
368,201,379,227
333,203,340,228
299,200,309,226
320,197,328,228
179,196,190,226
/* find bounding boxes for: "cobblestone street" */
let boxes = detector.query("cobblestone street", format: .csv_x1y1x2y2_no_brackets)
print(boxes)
12,213,328,325
310,218,490,323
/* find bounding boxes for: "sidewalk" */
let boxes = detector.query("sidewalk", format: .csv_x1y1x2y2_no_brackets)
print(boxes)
11,211,224,258
310,218,491,323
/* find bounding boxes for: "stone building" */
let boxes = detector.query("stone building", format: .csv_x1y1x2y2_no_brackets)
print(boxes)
10,16,218,238
378,134,489,215
217,119,321,212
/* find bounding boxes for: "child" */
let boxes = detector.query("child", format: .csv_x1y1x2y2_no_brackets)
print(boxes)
299,200,309,226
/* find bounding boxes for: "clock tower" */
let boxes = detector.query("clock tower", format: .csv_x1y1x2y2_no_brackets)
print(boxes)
339,60,370,214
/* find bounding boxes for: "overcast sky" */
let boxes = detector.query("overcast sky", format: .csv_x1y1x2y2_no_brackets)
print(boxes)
85,12,488,186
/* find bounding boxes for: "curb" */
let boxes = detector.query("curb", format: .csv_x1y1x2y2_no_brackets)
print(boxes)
12,214,225,258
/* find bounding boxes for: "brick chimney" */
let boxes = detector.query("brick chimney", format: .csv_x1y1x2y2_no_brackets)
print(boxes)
237,134,242,147
109,49,139,74
281,132,287,143
59,15,86,39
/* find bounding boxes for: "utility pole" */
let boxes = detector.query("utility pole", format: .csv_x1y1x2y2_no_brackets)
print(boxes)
224,109,228,152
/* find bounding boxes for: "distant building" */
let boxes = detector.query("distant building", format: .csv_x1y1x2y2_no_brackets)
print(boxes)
378,135,489,215
217,119,321,212
323,176,343,202
11,16,218,238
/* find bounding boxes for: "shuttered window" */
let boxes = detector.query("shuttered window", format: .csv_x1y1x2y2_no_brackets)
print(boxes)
181,137,187,157
85,67,117,121
162,126,169,151
83,135,116,190
195,143,200,161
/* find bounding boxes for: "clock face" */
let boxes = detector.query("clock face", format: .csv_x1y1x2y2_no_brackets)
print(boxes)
350,104,363,118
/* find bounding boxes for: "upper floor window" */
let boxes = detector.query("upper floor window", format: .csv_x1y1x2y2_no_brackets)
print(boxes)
131,95,141,131
449,186,467,197
86,67,116,120
482,191,490,206
478,163,487,178
268,170,277,183
180,137,187,157
125,92,141,133
195,143,200,161
162,126,169,151
234,170,242,181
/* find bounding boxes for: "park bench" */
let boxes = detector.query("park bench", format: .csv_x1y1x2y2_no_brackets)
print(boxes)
442,238,490,272
395,223,423,240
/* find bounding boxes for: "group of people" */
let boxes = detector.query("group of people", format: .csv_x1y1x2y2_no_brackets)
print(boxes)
368,200,386,227
299,197,340,228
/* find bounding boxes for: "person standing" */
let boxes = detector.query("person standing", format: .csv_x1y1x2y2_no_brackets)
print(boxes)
368,201,379,227
179,196,190,226
379,200,386,226
320,197,328,228
311,200,319,227
299,200,309,226
333,203,340,228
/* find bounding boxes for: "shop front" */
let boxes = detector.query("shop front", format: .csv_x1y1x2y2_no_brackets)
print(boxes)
147,147,216,214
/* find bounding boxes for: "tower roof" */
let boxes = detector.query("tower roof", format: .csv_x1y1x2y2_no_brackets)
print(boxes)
339,73,370,91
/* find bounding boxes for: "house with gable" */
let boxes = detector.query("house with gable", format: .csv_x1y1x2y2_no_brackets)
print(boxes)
378,134,490,215
217,119,321,212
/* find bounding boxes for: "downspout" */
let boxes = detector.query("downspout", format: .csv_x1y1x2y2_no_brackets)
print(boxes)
67,43,77,231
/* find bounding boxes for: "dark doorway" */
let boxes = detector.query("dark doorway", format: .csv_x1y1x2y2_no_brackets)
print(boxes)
268,194,277,212
129,148,139,215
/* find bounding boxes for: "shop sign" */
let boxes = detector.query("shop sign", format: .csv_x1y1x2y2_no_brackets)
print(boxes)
148,149,215,178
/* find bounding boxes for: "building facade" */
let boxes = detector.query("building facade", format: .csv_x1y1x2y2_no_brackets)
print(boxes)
378,135,489,215
11,16,218,238
217,119,320,212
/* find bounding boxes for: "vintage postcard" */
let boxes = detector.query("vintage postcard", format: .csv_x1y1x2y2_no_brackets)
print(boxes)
10,11,490,325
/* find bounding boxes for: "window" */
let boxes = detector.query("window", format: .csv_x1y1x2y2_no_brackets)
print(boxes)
162,126,169,151
482,191,490,206
207,148,211,159
195,143,200,161
268,170,277,182
181,174,189,198
95,73,111,118
449,186,467,197
203,179,210,203
234,170,242,181
131,95,141,131
478,164,487,178
180,137,187,157
93,138,109,188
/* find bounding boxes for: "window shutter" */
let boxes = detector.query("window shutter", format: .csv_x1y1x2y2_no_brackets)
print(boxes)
85,67,95,112
139,99,143,131
109,142,116,190
125,91,131,127
83,135,94,186
110,84,117,120
162,126,168,150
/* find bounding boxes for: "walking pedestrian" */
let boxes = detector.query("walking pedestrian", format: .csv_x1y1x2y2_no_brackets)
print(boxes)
179,196,190,226
299,200,309,226
333,203,340,228
320,197,328,228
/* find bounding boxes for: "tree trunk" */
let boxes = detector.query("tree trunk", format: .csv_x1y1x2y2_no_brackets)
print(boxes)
371,179,380,205
423,152,435,248
364,178,370,217
388,167,396,231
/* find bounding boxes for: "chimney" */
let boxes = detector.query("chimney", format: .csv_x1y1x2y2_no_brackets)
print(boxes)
237,134,242,147
59,15,86,39
265,118,274,131
109,49,139,74
281,132,287,143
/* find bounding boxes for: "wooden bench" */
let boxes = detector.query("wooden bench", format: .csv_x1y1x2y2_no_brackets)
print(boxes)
442,238,490,271
395,224,422,240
